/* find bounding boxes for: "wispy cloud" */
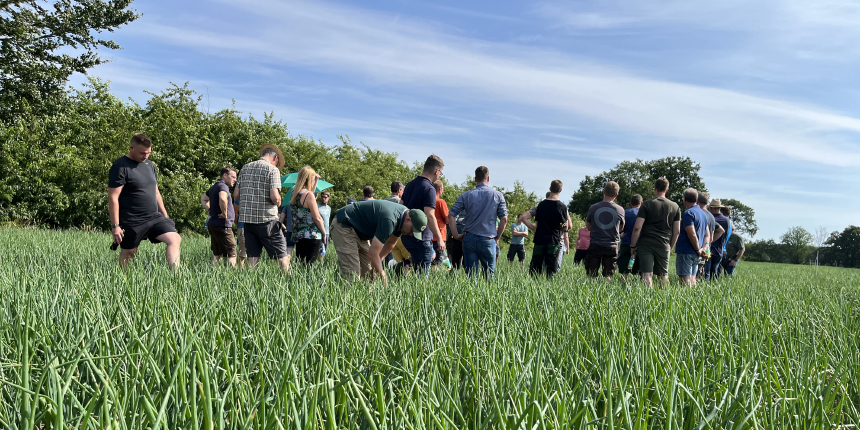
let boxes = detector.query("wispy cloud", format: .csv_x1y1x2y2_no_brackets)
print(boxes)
127,0,860,167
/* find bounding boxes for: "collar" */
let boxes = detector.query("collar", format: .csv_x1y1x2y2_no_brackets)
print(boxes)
475,183,488,189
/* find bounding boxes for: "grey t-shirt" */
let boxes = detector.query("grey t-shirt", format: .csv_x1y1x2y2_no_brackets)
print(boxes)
586,201,625,248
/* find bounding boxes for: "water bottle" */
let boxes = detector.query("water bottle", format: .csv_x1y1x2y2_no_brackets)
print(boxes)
442,256,452,270
320,244,326,257
628,254,636,270
703,242,711,260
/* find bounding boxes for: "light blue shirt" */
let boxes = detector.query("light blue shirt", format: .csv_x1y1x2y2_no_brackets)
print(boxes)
449,183,508,238
510,223,528,245
318,203,331,233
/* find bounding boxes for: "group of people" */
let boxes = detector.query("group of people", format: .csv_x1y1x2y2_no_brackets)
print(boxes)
108,134,744,286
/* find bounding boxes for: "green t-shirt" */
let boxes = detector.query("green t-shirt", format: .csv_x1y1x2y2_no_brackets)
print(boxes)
725,234,745,257
636,197,681,250
335,200,407,243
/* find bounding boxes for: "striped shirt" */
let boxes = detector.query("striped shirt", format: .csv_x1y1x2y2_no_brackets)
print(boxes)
238,158,281,224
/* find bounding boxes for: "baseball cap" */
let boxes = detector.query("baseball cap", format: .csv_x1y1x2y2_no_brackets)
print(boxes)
407,209,428,238
347,198,356,205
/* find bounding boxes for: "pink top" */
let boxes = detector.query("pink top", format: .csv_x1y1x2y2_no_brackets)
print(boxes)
576,227,591,250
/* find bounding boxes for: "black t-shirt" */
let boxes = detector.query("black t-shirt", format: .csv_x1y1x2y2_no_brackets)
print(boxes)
401,176,436,241
533,200,569,245
108,156,161,226
206,180,234,228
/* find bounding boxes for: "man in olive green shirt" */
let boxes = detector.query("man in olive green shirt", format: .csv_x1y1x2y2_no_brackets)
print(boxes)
330,199,427,285
629,177,681,288
721,234,745,277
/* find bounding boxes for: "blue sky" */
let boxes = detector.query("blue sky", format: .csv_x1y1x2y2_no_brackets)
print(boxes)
73,0,860,240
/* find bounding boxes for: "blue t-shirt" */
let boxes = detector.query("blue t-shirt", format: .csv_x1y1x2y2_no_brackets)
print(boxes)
401,176,437,241
710,213,731,257
620,207,639,245
676,206,708,255
233,199,244,228
510,223,528,245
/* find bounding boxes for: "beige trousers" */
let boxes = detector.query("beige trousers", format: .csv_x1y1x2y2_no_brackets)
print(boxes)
330,219,371,281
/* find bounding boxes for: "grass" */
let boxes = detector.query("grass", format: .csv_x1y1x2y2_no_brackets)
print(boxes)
0,227,858,429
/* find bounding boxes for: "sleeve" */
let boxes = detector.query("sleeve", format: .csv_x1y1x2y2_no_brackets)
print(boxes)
528,205,538,217
270,167,281,189
637,203,648,219
423,188,436,209
672,206,682,222
617,207,625,231
681,211,693,229
375,217,397,243
449,194,464,217
738,236,745,248
108,164,125,188
497,193,508,218
438,200,449,219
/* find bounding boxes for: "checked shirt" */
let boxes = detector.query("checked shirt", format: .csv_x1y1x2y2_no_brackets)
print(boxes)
238,158,281,224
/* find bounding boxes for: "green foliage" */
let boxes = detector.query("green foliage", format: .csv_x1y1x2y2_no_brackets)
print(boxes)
825,225,860,268
721,198,759,237
781,226,814,264
568,156,708,218
0,0,139,123
2,227,859,428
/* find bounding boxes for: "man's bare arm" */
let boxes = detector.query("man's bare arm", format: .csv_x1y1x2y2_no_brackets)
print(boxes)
155,187,168,218
201,193,210,210
218,191,230,219
108,186,124,244
629,218,645,247
670,221,681,250
496,216,508,242
713,224,725,241
425,206,445,251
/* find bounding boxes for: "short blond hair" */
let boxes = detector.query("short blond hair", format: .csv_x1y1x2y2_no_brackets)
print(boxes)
604,181,620,197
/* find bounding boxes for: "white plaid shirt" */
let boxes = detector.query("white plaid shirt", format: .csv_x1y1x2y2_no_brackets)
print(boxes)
238,159,281,224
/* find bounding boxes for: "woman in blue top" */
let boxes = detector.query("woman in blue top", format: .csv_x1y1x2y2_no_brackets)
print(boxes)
290,166,327,264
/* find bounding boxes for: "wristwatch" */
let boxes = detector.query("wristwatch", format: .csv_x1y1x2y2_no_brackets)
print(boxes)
110,223,120,229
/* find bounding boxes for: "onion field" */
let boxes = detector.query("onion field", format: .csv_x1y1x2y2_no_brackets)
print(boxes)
1,227,858,429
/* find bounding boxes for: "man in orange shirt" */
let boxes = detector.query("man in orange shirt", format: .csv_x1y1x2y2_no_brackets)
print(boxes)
432,180,449,267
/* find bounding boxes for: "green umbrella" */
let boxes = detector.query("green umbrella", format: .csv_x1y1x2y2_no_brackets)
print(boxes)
281,172,334,193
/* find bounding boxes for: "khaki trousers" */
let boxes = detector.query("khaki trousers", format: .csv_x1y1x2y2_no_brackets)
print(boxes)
330,219,371,281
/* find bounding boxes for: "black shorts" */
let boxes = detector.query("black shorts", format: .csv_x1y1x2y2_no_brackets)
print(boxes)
573,249,588,265
245,220,289,259
507,244,525,261
120,217,176,250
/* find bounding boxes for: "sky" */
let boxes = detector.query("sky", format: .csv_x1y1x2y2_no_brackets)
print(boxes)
71,0,860,240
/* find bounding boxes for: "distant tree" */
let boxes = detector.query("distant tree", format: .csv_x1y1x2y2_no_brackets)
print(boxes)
568,157,706,218
812,226,829,267
825,226,860,268
0,0,140,123
720,198,758,237
780,226,814,264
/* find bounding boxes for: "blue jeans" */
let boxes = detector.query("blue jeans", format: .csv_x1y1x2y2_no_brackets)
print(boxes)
463,233,497,278
401,235,433,277
705,255,723,280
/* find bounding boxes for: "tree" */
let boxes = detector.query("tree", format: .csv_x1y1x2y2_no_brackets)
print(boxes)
825,226,860,268
0,0,139,123
720,198,758,237
780,226,813,264
568,157,706,218
812,226,829,267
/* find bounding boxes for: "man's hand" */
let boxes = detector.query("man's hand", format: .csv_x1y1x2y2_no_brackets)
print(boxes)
438,239,446,252
729,259,738,267
112,227,124,244
218,213,227,219
698,248,707,258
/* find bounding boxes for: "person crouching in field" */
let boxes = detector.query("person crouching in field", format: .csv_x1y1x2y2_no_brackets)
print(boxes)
108,133,182,271
288,166,328,265
201,166,238,267
330,199,428,285
585,181,625,281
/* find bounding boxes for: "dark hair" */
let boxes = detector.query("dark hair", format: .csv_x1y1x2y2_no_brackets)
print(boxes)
683,188,698,203
422,155,445,174
546,191,551,198
697,192,710,205
475,166,489,182
220,166,235,177
432,180,443,192
630,194,643,206
655,177,670,193
390,181,404,194
550,179,563,194
320,190,331,198
130,133,152,148
720,206,732,217
363,185,374,198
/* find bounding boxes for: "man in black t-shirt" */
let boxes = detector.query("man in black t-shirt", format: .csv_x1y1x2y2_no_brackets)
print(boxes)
519,180,571,278
108,134,182,271
201,166,238,266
